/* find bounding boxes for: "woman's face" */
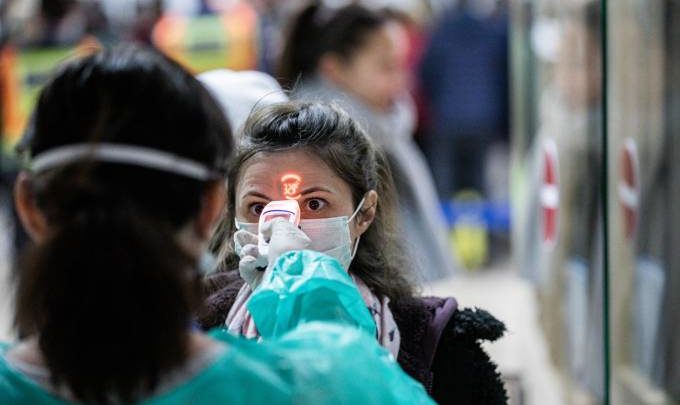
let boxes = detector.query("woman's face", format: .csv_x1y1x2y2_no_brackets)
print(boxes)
326,22,408,111
235,149,363,239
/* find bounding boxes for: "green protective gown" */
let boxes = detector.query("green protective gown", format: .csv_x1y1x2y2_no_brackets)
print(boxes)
0,250,435,405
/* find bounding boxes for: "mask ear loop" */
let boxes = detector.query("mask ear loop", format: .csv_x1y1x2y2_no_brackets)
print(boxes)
350,235,361,261
347,196,367,224
347,195,367,262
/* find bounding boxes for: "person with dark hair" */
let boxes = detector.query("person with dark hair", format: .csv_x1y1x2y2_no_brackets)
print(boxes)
0,46,434,405
417,1,509,269
419,0,509,199
201,101,508,405
277,2,456,282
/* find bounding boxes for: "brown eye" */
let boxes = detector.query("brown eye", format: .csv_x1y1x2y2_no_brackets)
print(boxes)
250,203,265,216
306,199,326,211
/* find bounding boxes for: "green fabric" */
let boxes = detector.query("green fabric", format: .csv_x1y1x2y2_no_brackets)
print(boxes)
248,250,377,339
0,251,434,404
0,332,293,404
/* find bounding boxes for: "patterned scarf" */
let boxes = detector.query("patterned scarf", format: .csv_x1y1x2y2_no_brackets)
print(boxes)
225,275,401,359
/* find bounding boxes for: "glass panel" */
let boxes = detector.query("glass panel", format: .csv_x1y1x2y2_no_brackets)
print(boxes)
607,0,680,402
510,0,605,402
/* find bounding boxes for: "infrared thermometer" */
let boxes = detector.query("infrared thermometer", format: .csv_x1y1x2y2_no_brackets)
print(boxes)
258,200,301,256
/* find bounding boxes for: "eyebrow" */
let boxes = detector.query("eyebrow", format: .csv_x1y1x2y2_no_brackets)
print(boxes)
300,186,334,195
242,186,334,201
242,191,272,201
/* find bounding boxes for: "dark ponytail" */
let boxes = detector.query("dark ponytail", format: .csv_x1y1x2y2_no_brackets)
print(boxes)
277,3,388,88
17,166,198,403
14,46,231,403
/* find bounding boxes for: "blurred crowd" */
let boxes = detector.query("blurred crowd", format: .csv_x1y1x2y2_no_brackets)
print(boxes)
0,0,510,272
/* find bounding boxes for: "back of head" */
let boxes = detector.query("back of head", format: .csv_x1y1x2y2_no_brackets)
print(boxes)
215,101,413,301
15,45,231,404
277,2,388,88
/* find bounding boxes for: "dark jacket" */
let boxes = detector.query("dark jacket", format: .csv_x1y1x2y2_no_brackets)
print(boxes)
420,8,509,138
198,272,508,405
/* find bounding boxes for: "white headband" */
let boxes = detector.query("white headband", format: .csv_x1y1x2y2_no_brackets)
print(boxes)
30,143,219,181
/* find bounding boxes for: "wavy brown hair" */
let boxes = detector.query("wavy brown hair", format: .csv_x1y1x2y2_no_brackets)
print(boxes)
212,102,414,301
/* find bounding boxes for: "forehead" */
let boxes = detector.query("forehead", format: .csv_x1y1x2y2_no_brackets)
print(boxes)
361,23,401,52
236,149,350,194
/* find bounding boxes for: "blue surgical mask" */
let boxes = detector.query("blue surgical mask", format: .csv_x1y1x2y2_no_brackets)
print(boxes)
235,197,366,271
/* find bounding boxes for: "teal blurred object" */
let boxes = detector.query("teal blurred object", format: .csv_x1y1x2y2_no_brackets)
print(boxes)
243,250,433,404
248,250,377,339
0,324,435,405
209,324,434,404
0,250,435,404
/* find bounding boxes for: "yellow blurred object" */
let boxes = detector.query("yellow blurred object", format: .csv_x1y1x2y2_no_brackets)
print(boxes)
152,2,259,74
449,190,488,270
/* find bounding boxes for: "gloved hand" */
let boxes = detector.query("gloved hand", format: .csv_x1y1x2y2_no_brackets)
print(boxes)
233,218,311,289
233,229,268,289
260,218,311,269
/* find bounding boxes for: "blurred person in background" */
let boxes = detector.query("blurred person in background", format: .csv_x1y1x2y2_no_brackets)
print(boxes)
420,0,508,199
1,45,433,405
98,0,163,44
131,0,163,44
379,3,433,148
356,0,452,147
250,0,296,74
419,0,509,268
25,0,108,46
277,1,456,282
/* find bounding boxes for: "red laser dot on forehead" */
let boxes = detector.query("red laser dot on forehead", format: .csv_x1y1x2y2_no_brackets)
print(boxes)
281,173,302,200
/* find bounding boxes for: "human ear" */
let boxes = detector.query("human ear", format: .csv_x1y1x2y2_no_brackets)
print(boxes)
14,172,49,242
353,190,378,237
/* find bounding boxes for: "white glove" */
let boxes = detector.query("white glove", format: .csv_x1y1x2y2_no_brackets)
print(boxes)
233,229,268,289
233,219,311,289
260,218,311,268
